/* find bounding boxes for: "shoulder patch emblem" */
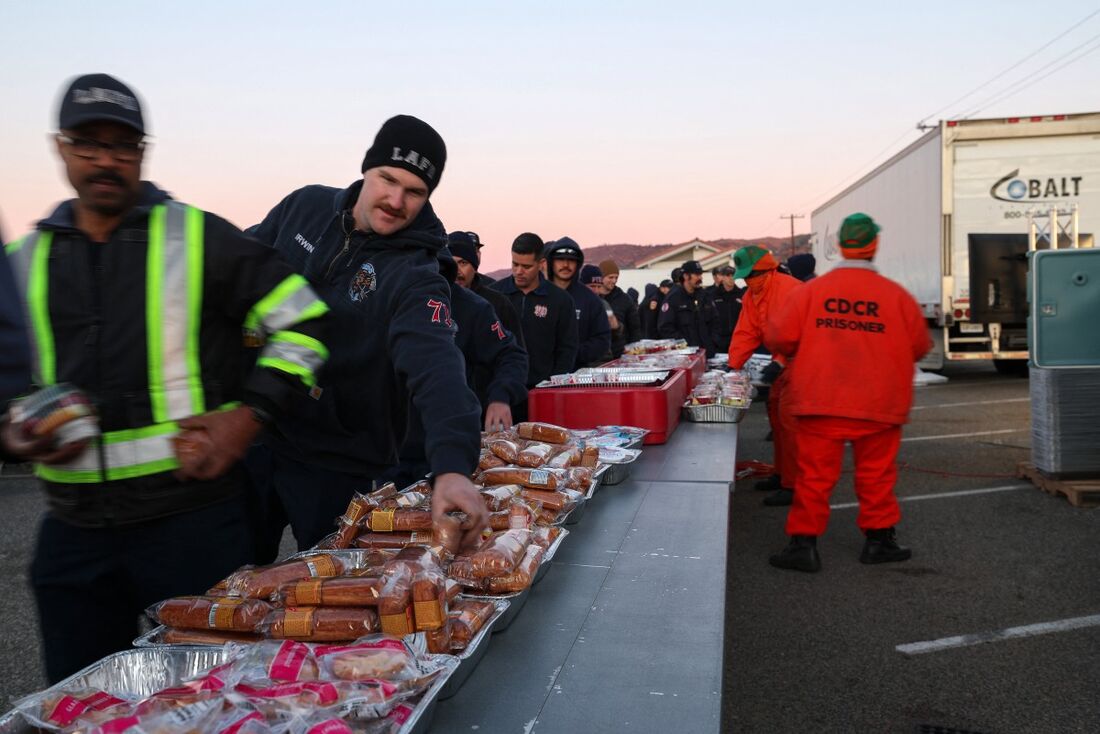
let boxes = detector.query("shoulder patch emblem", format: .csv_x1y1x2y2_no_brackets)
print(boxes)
349,262,377,302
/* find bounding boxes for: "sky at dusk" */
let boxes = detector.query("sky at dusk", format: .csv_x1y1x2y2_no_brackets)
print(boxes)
2,1,1098,271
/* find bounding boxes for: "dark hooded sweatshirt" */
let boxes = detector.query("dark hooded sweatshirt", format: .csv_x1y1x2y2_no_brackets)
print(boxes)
248,181,481,478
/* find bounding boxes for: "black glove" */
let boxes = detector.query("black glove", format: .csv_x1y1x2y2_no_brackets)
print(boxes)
760,360,783,385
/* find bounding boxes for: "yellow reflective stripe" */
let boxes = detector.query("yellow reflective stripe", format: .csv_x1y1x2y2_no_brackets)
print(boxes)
269,331,329,360
37,457,181,483
256,356,316,387
146,205,168,422
4,236,27,255
28,232,56,386
244,274,310,333
185,206,205,415
298,299,330,323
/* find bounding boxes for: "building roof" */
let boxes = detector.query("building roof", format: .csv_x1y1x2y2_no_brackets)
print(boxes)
634,238,721,268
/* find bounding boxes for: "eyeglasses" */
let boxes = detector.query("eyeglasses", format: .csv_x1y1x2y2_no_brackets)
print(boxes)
57,134,145,162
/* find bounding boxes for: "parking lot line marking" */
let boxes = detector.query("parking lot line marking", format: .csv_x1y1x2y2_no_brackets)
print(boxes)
911,397,1029,411
896,613,1100,656
830,484,1028,509
901,428,1025,442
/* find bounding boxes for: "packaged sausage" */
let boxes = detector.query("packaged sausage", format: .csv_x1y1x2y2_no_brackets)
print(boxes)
447,599,497,651
486,437,521,463
469,529,531,578
365,508,432,532
516,421,571,445
226,554,347,600
487,500,537,531
162,628,263,645
478,466,564,490
262,607,379,642
432,514,463,559
339,493,375,526
481,484,522,512
227,639,320,682
354,531,435,550
279,576,387,607
487,544,544,593
148,596,273,632
519,488,566,512
314,636,421,683
516,442,555,468
376,491,430,510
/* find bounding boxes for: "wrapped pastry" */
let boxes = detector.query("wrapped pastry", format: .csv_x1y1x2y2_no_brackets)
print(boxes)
314,636,421,683
488,544,544,593
469,529,531,578
225,554,346,600
516,442,554,468
447,599,497,651
515,421,571,445
486,437,521,463
148,596,273,632
263,607,379,642
15,688,130,731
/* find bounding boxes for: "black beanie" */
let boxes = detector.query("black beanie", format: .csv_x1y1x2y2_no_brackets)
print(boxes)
447,231,480,269
360,115,446,193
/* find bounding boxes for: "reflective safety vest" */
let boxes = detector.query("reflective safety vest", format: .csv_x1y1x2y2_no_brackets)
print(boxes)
5,201,328,484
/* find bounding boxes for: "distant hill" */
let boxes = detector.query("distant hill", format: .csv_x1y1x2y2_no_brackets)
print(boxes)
484,234,811,281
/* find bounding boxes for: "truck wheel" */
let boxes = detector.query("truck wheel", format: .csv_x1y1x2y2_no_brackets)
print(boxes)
993,359,1028,377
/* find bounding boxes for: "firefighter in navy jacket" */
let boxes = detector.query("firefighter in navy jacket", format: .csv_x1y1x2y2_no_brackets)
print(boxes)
246,115,487,559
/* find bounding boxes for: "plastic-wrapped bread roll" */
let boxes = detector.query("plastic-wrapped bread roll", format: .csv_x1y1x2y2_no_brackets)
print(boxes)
548,445,581,468
478,466,563,490
365,508,433,532
445,578,463,603
263,607,380,641
481,484,522,512
469,529,531,578
516,442,555,468
479,449,506,470
565,466,594,490
447,599,497,651
425,622,452,654
486,437,521,463
225,554,346,599
516,421,571,445
580,445,600,468
487,500,537,531
148,596,273,632
376,563,414,637
520,488,567,512
487,544,544,593
314,636,421,682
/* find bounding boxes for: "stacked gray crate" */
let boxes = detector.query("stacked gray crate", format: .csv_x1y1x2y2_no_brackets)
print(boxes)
1030,366,1100,476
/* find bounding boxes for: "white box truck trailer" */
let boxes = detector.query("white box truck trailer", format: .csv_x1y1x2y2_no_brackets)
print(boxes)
810,113,1100,370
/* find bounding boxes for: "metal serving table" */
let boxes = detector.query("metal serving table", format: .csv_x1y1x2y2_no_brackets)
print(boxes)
431,421,735,732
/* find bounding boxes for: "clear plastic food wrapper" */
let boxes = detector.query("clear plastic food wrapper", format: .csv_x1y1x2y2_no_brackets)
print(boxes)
374,491,429,511
480,484,521,512
487,544,544,593
487,499,538,531
227,639,320,683
313,637,421,685
547,445,581,468
514,421,571,445
485,437,520,463
477,449,506,470
279,576,389,609
468,529,531,578
211,706,271,734
8,383,99,447
354,531,435,550
88,696,225,734
446,599,497,652
148,596,274,632
477,466,564,490
162,628,264,645
13,687,131,730
364,508,432,533
262,607,380,642
515,442,554,468
531,525,562,551
227,555,347,600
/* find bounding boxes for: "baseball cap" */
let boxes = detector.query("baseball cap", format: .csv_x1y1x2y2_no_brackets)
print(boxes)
716,265,735,276
58,74,145,134
838,213,880,248
682,260,704,275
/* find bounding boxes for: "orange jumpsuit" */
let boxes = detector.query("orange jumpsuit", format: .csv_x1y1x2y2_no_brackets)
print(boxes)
765,261,932,536
727,269,802,488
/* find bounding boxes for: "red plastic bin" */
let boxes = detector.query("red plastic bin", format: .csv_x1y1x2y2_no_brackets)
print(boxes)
527,369,688,445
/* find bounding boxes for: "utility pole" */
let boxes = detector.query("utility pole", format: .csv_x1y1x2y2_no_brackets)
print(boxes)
779,214,804,254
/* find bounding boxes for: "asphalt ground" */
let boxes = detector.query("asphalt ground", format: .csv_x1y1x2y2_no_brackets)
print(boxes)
0,362,1096,734
722,362,1100,734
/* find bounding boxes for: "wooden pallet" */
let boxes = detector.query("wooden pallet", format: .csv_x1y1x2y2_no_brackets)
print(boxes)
1016,461,1100,507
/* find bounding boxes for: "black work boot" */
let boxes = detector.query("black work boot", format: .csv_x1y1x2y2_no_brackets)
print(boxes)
762,488,793,506
753,475,780,492
860,527,912,564
769,535,821,572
